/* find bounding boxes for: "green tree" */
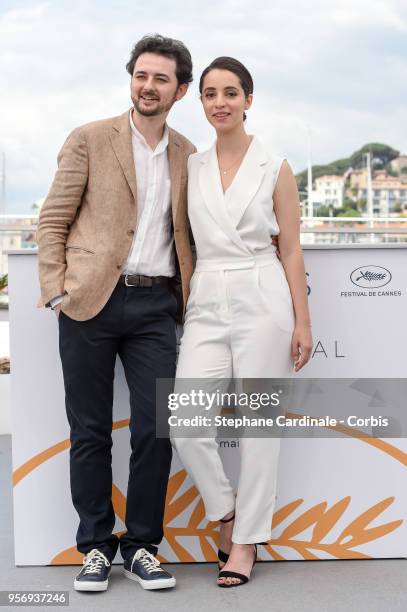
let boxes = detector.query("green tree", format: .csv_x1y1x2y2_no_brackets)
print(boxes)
337,208,361,218
316,205,331,217
349,143,399,170
343,197,357,210
295,143,400,191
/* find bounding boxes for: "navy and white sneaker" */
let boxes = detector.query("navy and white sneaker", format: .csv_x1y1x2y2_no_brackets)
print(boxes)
123,548,176,590
74,549,111,592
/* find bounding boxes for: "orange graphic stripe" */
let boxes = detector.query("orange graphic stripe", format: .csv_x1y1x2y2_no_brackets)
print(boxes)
12,419,130,486
12,414,407,488
286,412,407,467
12,439,70,486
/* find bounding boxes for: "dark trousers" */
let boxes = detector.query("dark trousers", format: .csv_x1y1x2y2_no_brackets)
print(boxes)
58,280,177,562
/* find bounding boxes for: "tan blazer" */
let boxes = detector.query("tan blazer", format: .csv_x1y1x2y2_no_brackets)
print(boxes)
37,110,196,321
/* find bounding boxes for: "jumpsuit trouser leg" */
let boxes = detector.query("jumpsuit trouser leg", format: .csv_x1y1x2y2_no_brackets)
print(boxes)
172,256,295,543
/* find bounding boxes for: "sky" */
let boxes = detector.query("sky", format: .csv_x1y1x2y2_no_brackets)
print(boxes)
1,0,406,214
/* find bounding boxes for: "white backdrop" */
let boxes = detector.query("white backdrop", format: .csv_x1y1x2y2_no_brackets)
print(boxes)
8,246,407,565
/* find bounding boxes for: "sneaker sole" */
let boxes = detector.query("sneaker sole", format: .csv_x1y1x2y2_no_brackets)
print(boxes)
123,569,176,590
74,579,108,592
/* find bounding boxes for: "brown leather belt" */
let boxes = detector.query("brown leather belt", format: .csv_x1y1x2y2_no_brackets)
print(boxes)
119,274,172,288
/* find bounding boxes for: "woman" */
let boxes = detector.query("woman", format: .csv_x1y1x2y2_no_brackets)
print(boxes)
171,57,313,587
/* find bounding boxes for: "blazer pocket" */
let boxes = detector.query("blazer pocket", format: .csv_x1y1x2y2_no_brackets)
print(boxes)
65,245,95,255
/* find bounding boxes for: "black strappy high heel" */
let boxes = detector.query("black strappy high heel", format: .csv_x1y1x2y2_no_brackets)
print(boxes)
217,512,235,569
217,543,257,588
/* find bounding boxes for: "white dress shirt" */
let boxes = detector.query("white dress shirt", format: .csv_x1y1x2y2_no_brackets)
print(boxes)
50,111,175,308
123,110,175,277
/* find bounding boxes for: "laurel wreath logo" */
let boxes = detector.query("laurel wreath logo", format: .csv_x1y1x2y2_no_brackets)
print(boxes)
356,271,387,282
12,417,405,565
49,469,402,564
350,265,392,288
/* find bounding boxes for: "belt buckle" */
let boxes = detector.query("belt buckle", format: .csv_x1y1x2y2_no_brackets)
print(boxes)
124,274,139,287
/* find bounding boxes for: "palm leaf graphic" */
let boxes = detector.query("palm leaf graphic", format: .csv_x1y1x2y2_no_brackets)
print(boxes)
112,484,126,522
198,534,218,560
272,499,304,529
164,470,200,524
165,532,196,562
187,498,206,528
50,470,404,564
312,497,351,543
280,501,329,539
337,497,403,549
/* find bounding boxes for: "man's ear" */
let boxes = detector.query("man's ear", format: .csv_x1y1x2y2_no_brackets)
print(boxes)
176,83,189,101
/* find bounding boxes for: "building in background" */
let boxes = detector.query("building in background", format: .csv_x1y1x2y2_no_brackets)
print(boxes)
313,175,345,211
348,167,407,216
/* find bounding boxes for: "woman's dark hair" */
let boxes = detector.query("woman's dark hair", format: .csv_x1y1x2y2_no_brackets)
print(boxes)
199,57,253,121
126,34,193,86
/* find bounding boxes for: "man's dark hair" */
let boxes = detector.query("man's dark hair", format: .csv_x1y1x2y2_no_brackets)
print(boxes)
126,34,193,86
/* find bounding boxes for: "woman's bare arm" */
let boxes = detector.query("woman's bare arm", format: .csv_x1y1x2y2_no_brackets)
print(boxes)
273,160,313,370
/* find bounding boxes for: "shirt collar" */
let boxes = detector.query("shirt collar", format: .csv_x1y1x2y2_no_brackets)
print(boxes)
129,109,169,155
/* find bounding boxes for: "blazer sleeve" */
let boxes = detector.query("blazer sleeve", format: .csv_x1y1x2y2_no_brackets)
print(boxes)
36,127,89,307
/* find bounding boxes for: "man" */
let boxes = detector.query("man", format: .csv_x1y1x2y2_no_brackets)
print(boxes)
37,34,195,592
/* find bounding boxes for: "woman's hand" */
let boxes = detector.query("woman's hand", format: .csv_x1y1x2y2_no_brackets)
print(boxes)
292,323,313,372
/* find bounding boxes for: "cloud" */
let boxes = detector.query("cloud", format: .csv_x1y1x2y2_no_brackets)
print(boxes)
0,0,406,212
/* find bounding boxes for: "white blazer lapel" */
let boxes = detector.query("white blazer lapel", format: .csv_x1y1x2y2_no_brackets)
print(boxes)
225,136,268,229
199,144,251,253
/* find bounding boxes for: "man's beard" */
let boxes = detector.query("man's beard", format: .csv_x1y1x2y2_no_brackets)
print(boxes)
132,92,177,117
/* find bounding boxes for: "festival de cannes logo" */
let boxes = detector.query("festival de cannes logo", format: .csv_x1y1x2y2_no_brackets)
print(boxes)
350,265,391,289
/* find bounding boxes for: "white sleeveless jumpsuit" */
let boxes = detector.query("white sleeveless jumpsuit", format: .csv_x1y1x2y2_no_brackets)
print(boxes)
172,136,295,544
